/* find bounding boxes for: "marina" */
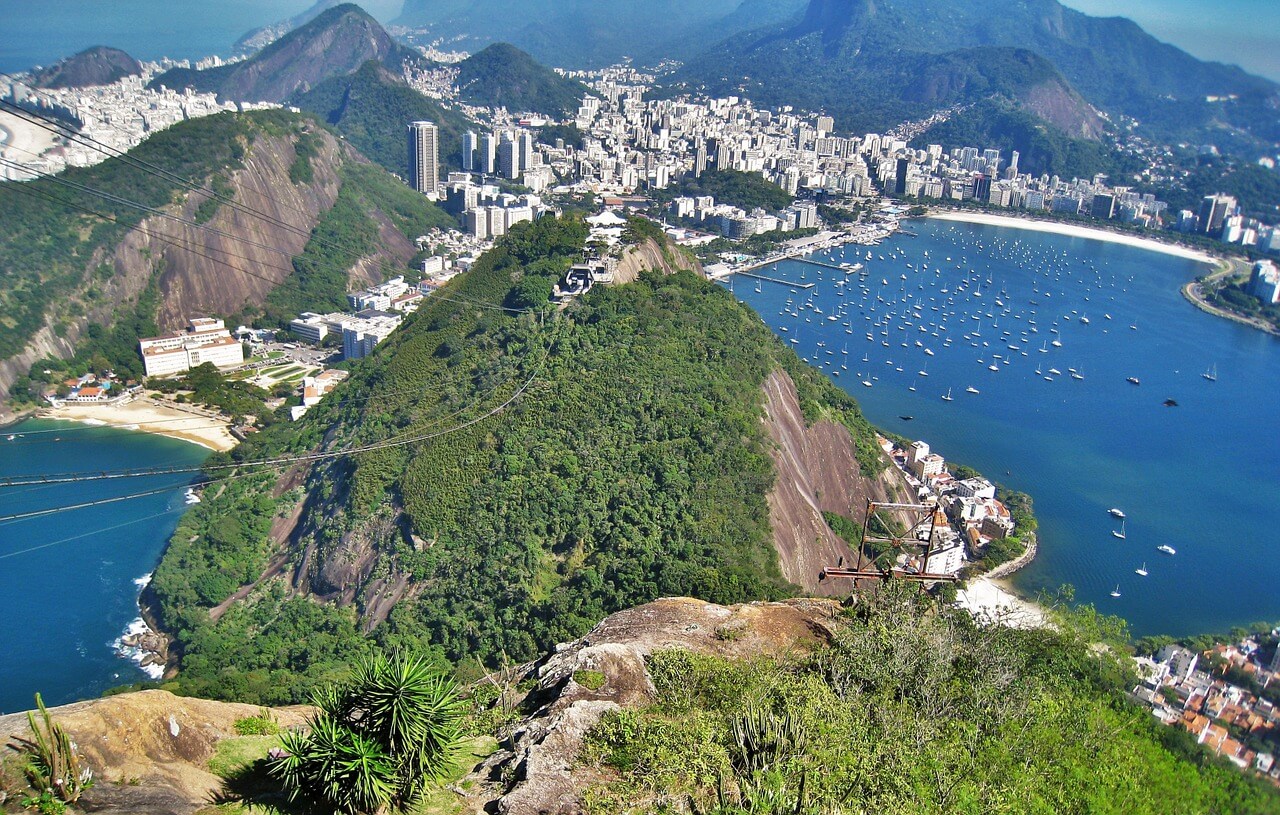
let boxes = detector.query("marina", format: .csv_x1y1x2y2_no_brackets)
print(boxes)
728,216,1280,637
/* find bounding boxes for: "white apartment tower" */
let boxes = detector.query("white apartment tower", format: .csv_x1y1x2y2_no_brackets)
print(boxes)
408,121,440,195
461,130,478,171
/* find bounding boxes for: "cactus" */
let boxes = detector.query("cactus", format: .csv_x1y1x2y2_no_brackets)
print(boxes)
729,703,806,777
8,694,92,804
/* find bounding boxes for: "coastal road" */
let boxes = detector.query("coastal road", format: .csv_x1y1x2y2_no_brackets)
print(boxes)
1181,258,1279,337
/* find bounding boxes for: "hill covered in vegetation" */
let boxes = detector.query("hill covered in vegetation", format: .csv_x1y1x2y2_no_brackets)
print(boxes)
144,215,887,705
454,43,591,118
292,60,474,179
29,46,142,89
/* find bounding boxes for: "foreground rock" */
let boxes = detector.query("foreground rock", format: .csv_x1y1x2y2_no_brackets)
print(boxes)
465,596,844,815
0,690,308,815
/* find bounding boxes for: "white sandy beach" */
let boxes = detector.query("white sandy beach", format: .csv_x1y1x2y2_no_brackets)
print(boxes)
929,211,1218,266
40,398,237,452
956,576,1052,629
0,109,57,162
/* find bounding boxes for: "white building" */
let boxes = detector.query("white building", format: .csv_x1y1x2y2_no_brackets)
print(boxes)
139,318,244,377
342,312,402,360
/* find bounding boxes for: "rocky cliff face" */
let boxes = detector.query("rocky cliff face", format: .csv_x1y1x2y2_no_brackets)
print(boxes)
761,369,913,592
0,121,419,404
611,236,703,284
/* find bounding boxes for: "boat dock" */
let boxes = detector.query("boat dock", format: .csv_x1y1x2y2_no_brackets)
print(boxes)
790,257,863,273
735,270,815,289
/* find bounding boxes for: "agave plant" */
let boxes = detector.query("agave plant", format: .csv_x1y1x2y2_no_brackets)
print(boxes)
270,651,464,813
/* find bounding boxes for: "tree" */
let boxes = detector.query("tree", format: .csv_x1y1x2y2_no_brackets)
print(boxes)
270,651,465,814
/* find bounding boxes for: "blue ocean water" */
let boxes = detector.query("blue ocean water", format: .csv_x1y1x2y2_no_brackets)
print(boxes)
0,0,314,73
0,420,206,714
730,217,1280,637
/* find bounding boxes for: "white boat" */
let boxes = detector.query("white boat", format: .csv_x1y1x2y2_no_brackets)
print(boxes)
941,388,953,402
1202,364,1217,382
1135,563,1148,577
1110,585,1121,598
1112,520,1126,540
1108,508,1126,519
965,386,979,394
1157,544,1176,555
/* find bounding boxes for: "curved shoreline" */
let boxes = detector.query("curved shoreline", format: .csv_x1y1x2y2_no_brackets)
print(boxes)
1180,262,1280,337
926,210,1218,265
32,398,237,452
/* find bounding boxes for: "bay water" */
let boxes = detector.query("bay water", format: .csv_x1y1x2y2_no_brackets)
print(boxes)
730,217,1280,637
0,420,206,713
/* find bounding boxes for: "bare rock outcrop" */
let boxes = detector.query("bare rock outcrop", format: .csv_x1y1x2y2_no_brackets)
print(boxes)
0,690,309,815
471,596,842,815
760,368,913,593
611,237,703,285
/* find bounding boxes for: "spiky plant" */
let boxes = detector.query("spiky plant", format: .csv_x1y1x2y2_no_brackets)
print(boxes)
7,694,92,805
270,651,464,813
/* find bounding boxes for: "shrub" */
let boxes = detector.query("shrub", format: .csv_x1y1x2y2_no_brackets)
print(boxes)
270,652,465,814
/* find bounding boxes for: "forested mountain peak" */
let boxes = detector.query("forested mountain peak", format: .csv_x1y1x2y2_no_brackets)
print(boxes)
149,4,416,103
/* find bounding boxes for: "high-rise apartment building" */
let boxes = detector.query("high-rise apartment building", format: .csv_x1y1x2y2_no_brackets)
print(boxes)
408,121,439,195
478,133,497,174
462,130,478,171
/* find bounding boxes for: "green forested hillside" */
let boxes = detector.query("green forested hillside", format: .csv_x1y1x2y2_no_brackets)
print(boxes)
659,169,794,212
293,61,474,178
148,216,884,703
910,99,1140,180
256,161,457,327
454,43,591,117
582,585,1280,814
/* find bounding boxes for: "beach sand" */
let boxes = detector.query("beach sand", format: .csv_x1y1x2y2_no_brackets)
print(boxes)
0,109,58,162
956,576,1052,630
40,399,237,452
928,211,1218,266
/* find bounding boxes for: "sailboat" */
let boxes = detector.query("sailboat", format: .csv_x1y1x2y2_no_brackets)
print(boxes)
1135,563,1148,577
941,388,953,402
1202,363,1217,382
1112,519,1126,540
1110,584,1122,598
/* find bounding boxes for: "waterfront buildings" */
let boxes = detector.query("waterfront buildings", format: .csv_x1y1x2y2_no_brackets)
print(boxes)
138,318,244,377
1248,260,1280,304
408,120,440,196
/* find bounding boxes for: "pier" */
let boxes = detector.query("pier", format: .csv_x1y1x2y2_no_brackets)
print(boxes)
735,270,815,289
789,257,864,273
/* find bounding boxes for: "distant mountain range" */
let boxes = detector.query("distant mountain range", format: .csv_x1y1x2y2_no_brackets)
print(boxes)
673,0,1280,151
29,46,142,89
232,0,351,56
150,4,417,103
392,0,808,67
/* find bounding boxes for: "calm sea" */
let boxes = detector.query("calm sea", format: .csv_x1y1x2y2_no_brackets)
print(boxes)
0,0,315,73
0,420,206,713
730,217,1280,637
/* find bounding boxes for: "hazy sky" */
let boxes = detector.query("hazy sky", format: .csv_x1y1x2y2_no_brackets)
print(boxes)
0,1,1277,82
1063,0,1280,81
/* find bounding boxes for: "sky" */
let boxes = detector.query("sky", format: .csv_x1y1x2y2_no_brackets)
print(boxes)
1062,0,1280,81
0,1,1278,82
